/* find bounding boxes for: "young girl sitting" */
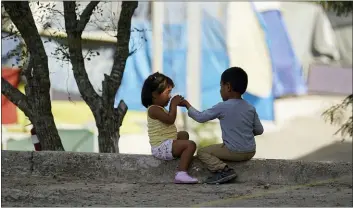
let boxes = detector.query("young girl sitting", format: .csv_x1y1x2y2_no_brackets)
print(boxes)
141,72,198,184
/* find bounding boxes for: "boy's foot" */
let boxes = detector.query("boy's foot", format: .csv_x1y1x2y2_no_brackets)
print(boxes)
205,168,237,184
174,171,198,184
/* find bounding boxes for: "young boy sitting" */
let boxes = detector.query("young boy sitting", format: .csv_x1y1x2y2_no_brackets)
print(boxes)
180,67,264,184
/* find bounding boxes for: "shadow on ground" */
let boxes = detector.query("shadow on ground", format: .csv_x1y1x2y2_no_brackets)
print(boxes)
297,141,352,162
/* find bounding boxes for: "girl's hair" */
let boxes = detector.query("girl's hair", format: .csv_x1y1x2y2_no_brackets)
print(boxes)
141,72,174,108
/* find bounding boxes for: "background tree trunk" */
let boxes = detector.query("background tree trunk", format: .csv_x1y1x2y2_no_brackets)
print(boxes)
97,120,119,153
64,1,137,153
98,1,137,153
2,1,64,151
94,100,127,152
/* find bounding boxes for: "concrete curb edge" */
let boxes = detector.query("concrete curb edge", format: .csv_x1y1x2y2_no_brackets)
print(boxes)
1,150,352,185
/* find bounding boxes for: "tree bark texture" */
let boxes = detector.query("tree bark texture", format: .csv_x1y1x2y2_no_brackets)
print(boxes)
63,1,101,112
99,1,138,153
64,1,137,153
2,1,64,151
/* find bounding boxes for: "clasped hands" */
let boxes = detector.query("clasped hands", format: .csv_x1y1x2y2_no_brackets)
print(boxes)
170,95,190,108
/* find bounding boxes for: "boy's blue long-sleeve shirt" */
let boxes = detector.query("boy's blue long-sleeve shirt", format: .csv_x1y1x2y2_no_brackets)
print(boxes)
188,99,263,152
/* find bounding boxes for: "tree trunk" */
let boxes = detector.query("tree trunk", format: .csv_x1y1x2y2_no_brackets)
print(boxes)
98,1,137,153
94,100,127,153
3,1,64,151
29,77,65,151
97,119,120,153
63,1,136,153
24,59,64,151
33,114,65,151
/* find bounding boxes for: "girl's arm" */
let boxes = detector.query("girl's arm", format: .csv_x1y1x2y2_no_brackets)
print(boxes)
148,105,177,125
148,96,182,125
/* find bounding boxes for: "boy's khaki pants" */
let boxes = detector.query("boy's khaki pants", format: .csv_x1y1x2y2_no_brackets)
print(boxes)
197,144,255,172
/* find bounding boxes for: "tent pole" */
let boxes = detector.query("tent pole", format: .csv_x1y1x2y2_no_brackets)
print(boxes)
152,1,164,74
186,2,201,133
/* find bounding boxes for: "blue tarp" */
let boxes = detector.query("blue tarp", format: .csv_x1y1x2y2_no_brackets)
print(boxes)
259,10,307,97
200,8,275,120
115,3,275,120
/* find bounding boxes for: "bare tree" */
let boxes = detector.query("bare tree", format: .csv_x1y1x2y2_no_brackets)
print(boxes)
63,1,137,153
2,1,64,150
2,1,138,153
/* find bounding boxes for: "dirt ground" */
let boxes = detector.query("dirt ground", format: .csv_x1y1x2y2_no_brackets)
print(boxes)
2,176,352,207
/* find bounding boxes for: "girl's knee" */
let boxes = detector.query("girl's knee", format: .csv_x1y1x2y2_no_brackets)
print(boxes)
172,140,197,157
177,131,189,140
173,140,196,150
188,140,196,151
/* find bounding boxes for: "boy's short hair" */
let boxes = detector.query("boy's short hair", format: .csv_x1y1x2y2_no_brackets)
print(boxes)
221,67,248,95
141,72,174,108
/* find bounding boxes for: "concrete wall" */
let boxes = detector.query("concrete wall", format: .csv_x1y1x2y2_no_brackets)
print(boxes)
2,150,351,185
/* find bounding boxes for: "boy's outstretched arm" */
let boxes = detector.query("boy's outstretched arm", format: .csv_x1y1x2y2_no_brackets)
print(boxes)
181,100,223,123
253,110,264,136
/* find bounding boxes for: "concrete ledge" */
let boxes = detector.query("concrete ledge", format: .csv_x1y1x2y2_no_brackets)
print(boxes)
1,151,33,177
2,150,352,185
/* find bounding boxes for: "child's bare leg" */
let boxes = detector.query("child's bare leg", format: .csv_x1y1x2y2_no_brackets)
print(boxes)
177,131,189,140
172,140,196,171
171,140,198,183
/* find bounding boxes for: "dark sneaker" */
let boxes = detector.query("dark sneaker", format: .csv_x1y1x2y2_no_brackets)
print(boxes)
205,169,237,184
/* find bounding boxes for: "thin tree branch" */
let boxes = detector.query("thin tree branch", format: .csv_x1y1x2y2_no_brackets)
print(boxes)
1,77,32,118
77,1,100,33
63,1,101,110
110,1,138,81
102,1,138,106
